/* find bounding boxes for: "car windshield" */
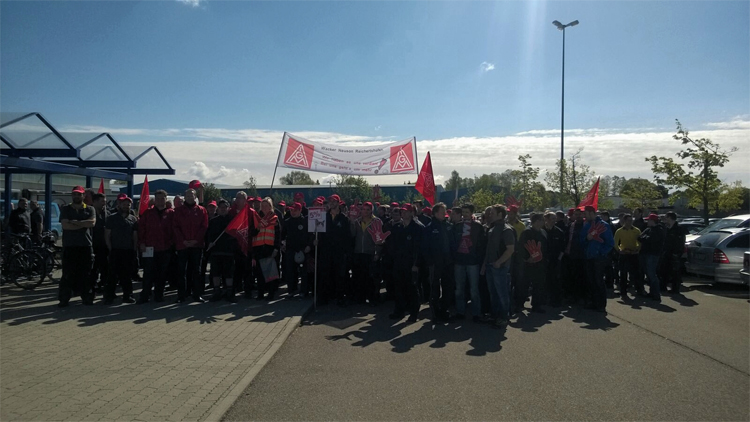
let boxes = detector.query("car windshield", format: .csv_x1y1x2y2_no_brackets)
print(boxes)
694,232,733,248
697,218,744,235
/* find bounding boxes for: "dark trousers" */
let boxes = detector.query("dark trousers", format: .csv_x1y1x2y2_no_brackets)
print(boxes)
511,256,527,310
524,264,547,309
659,253,682,292
318,250,347,302
200,249,210,287
393,260,420,318
478,271,491,314
352,253,378,303
59,246,93,304
90,247,108,294
562,256,587,302
283,251,308,294
585,257,608,311
604,253,615,289
418,259,430,302
106,249,135,300
167,249,179,290
234,250,253,294
177,247,203,300
547,259,562,305
428,261,453,317
381,255,395,300
255,257,279,298
618,254,642,294
140,250,172,301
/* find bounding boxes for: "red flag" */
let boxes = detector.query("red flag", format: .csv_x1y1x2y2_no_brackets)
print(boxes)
225,204,260,256
139,175,150,216
97,178,105,194
415,152,436,206
578,177,601,211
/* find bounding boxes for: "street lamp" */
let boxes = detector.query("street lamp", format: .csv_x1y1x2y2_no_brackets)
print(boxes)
552,19,578,207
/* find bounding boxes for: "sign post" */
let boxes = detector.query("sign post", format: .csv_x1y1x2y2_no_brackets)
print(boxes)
307,207,327,311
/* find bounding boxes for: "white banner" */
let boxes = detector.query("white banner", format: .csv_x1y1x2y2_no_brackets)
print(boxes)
276,133,418,176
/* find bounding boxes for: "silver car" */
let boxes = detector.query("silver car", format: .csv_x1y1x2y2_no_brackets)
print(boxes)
686,228,750,285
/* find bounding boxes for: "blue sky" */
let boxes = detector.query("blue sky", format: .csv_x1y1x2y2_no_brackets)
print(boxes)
2,1,748,186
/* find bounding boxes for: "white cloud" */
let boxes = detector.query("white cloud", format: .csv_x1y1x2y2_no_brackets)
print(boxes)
104,118,748,188
433,174,445,184
320,174,338,185
704,117,750,130
177,0,203,7
480,62,495,72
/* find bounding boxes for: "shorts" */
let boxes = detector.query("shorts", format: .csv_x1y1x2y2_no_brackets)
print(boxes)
210,254,235,280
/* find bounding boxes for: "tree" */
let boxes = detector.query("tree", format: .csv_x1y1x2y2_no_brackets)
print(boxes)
279,171,315,185
544,148,596,207
511,154,544,212
271,192,294,206
243,176,258,197
332,175,370,203
620,178,662,210
469,189,506,212
713,181,745,214
201,183,224,204
647,119,738,225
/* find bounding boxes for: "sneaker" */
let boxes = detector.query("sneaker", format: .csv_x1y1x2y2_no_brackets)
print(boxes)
121,297,136,304
493,318,509,328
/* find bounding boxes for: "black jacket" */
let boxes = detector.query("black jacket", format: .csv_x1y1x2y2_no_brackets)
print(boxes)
518,228,548,267
318,212,350,256
451,220,486,266
390,219,424,267
543,224,566,266
422,218,453,265
639,224,665,256
206,214,236,256
282,215,313,252
664,223,686,256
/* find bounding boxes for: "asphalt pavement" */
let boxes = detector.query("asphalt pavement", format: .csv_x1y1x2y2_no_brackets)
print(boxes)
224,279,749,421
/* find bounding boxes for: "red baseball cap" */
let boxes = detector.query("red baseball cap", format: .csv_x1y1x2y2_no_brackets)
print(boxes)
72,185,85,194
278,201,286,207
402,203,415,213
255,197,262,202
362,202,373,208
645,213,659,222
390,202,399,208
292,202,303,211
117,193,127,200
188,180,202,189
294,192,304,201
422,207,432,215
208,201,217,206
329,194,341,203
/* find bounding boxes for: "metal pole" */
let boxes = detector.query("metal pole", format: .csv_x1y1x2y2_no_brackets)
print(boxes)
314,230,318,311
4,173,12,234
560,28,565,208
44,174,52,232
85,176,92,189
269,133,287,196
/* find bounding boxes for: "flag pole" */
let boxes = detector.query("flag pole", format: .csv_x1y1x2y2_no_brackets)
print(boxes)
314,227,318,312
269,132,287,197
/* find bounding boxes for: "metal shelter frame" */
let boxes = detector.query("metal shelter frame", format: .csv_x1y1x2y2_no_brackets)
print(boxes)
1,112,175,232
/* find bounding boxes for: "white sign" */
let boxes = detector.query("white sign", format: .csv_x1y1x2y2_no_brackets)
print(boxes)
277,132,418,176
308,207,327,233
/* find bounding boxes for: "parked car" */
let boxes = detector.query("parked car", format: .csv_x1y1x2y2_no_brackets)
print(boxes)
685,214,750,244
680,222,706,235
686,228,750,284
741,251,750,285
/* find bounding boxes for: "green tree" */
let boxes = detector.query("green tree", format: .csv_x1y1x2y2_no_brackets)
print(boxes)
620,178,662,210
469,189,506,212
243,176,258,197
271,192,294,206
279,171,315,185
544,148,596,207
712,181,745,214
333,175,370,203
646,119,738,225
201,183,224,204
511,154,544,212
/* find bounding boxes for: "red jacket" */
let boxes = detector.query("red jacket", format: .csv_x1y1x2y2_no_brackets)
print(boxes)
173,203,208,250
138,206,174,252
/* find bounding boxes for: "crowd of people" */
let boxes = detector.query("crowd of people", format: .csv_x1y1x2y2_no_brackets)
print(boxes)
42,181,686,326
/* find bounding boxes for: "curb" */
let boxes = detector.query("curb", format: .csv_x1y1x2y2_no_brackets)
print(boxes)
205,302,314,422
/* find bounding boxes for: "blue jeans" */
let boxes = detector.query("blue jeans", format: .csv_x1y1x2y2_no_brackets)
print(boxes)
643,254,661,300
454,264,481,316
486,264,511,319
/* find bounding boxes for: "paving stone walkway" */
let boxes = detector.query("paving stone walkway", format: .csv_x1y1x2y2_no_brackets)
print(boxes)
0,279,310,421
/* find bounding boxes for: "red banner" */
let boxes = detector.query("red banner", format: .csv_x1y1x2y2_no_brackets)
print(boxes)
415,151,436,206
578,177,601,211
139,176,150,216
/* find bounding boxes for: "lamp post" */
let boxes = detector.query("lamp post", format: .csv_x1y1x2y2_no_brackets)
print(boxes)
552,19,578,208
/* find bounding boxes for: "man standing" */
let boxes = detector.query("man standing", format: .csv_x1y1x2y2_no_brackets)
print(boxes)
518,214,549,313
350,202,385,305
599,211,617,289
90,193,108,296
507,205,526,315
138,190,174,303
638,213,665,302
282,202,312,298
58,186,96,307
543,212,566,307
632,208,646,232
29,200,44,244
173,189,209,303
452,203,486,322
562,208,586,304
104,196,138,304
482,205,515,327
205,199,237,302
8,198,31,236
580,205,614,313
422,203,453,322
614,214,642,298
389,204,423,322
662,212,686,294
318,195,351,306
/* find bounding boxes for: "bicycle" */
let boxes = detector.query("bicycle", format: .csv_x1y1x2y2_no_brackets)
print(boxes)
1,233,49,290
29,232,62,282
